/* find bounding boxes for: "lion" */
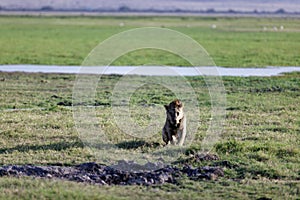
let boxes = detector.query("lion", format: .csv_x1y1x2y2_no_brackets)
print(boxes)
162,99,186,146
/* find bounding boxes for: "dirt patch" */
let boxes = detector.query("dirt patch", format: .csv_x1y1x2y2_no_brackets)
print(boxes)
0,161,224,186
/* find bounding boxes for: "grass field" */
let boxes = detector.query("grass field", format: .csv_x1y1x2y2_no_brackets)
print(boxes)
0,71,299,199
0,16,300,67
0,16,299,199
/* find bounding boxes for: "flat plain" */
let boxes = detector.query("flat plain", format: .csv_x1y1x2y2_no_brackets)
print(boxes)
0,16,300,67
0,16,299,199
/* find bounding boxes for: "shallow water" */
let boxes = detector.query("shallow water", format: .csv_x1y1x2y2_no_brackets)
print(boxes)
0,65,300,77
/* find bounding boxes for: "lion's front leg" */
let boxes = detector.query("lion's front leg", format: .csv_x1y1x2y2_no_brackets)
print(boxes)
171,135,178,145
162,128,169,145
178,116,186,146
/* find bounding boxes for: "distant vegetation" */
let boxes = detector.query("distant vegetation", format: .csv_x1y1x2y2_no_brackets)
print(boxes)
0,5,298,15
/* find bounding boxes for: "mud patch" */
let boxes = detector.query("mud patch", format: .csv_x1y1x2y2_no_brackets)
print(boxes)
0,162,224,186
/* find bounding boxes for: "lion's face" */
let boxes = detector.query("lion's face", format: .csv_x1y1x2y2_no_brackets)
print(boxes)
164,99,184,128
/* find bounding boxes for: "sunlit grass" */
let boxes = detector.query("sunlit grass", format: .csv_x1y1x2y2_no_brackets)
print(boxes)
0,16,299,67
0,15,299,199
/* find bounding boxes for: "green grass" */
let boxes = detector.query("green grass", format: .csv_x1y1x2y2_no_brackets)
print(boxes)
0,71,299,199
0,177,298,200
0,16,299,67
0,15,299,199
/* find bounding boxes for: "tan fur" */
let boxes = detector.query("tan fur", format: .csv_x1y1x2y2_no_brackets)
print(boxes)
162,99,186,146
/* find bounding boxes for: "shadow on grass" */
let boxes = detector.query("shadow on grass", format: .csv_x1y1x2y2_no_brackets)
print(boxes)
0,141,84,154
116,140,160,150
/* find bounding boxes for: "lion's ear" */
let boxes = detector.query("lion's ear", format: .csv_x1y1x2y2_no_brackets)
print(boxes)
177,102,183,108
164,105,169,110
175,99,182,108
